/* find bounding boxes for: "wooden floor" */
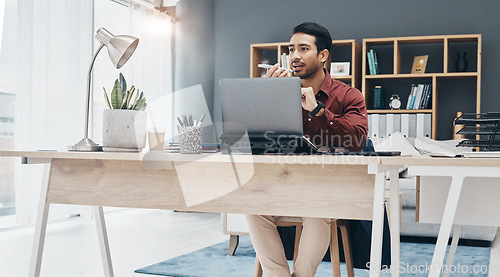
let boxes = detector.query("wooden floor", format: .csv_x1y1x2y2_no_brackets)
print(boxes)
0,208,499,277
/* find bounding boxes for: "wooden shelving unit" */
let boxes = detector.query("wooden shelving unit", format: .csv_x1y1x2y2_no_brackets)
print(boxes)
362,34,482,139
250,39,361,89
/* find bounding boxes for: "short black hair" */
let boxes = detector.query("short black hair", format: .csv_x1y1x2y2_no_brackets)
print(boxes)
292,22,332,54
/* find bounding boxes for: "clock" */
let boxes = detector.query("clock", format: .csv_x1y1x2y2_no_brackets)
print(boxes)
389,94,401,110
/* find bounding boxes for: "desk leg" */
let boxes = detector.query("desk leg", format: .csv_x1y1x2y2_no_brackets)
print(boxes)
389,169,400,277
94,206,114,277
29,163,51,277
428,176,464,277
369,171,386,277
443,225,462,277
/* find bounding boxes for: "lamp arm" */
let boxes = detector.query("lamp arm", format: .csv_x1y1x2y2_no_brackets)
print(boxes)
84,43,105,139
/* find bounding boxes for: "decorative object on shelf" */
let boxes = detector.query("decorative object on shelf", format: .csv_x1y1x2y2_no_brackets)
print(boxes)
372,86,386,109
411,55,428,74
102,73,148,151
455,51,468,72
68,28,139,152
330,62,350,76
389,94,401,110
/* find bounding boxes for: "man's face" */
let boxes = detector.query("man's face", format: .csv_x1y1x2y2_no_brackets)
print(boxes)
288,32,325,79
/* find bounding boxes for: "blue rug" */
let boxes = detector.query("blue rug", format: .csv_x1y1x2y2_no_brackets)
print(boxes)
135,237,490,276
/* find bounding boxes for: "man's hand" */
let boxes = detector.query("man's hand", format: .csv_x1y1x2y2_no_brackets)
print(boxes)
264,63,289,78
301,87,318,112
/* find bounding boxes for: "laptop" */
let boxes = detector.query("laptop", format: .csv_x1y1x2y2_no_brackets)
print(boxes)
219,77,317,154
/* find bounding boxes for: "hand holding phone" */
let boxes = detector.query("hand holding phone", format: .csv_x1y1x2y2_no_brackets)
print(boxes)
258,63,292,78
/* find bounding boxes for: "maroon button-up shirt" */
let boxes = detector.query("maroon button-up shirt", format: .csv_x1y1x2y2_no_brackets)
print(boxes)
302,70,368,151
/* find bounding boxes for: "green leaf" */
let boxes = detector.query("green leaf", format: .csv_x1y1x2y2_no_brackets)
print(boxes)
134,97,147,111
126,86,135,109
120,90,130,109
119,73,127,99
132,91,144,110
111,79,122,109
130,88,140,110
103,87,112,109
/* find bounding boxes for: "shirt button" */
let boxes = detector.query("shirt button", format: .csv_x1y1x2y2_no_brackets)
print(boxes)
308,118,312,122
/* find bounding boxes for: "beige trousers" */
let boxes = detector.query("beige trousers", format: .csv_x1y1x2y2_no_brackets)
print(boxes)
246,215,330,277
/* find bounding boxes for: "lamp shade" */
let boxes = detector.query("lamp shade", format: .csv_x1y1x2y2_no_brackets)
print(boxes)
95,28,139,69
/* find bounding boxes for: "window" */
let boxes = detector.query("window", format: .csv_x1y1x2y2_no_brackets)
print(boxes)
0,0,17,228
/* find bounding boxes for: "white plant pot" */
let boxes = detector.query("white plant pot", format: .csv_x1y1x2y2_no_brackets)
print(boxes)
103,109,147,149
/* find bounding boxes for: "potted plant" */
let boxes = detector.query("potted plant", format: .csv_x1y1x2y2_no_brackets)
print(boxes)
102,73,148,150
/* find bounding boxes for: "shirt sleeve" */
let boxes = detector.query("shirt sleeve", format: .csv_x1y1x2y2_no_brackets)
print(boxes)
318,88,368,151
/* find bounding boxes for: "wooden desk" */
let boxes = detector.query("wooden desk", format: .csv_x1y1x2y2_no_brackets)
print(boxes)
0,150,402,277
382,156,500,277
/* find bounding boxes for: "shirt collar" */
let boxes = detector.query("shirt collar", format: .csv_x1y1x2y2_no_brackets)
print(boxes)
318,68,333,97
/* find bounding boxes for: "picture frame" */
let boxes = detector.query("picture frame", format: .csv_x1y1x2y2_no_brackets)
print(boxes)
411,55,428,74
330,62,350,76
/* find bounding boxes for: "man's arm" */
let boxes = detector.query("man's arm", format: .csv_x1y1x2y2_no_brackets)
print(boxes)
316,89,368,151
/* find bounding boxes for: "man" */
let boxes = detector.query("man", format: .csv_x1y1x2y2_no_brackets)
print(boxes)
246,22,368,277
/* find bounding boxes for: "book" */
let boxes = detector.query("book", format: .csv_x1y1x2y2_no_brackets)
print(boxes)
422,85,432,109
419,84,430,109
413,84,425,110
409,86,417,109
406,84,416,109
372,50,380,74
367,51,375,75
281,53,287,69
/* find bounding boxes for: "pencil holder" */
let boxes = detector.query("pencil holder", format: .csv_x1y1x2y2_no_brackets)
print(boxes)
180,126,202,154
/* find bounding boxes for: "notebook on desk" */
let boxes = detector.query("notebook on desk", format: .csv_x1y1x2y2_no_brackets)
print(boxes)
219,77,318,154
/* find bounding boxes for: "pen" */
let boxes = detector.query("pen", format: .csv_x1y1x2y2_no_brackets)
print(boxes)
188,115,193,126
177,117,184,127
196,114,206,127
182,115,189,127
258,63,293,73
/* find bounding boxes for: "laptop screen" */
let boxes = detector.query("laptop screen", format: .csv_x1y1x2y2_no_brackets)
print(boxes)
219,77,302,137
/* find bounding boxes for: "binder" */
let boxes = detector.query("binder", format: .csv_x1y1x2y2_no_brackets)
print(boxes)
386,114,394,137
409,114,417,137
368,114,373,138
424,114,432,137
386,113,396,137
416,113,425,137
379,114,387,139
371,114,380,138
401,113,410,137
394,114,401,133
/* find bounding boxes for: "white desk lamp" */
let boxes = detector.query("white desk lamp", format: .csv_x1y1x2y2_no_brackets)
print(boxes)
68,28,139,151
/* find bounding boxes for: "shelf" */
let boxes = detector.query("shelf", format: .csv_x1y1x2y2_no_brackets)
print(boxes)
364,72,478,79
368,109,433,114
364,34,480,44
331,75,352,80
